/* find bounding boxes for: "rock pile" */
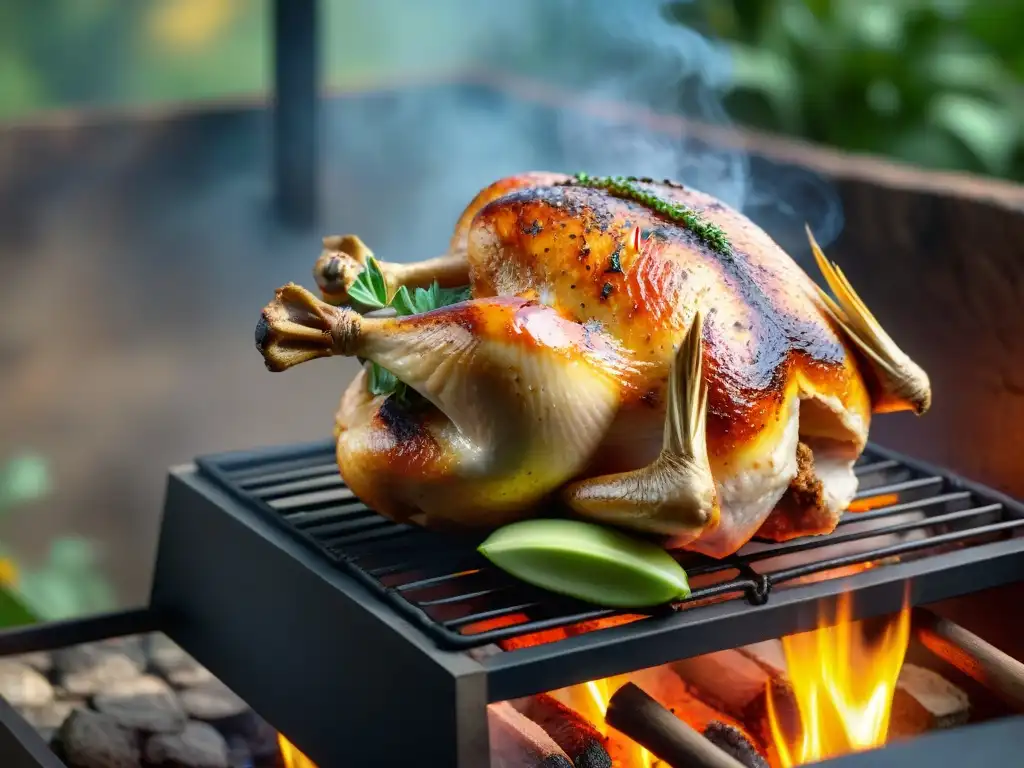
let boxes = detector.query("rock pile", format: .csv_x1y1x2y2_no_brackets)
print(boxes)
1,634,284,768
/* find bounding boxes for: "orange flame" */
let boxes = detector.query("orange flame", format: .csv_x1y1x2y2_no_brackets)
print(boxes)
766,592,911,766
278,734,318,768
563,677,652,768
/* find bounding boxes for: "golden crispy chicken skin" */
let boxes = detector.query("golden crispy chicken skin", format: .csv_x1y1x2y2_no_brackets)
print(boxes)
255,172,930,558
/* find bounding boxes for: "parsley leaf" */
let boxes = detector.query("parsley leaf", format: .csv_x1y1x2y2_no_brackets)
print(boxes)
347,256,390,309
368,362,407,400
347,261,471,401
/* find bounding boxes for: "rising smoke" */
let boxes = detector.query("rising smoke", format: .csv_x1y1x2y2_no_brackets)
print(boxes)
321,0,844,262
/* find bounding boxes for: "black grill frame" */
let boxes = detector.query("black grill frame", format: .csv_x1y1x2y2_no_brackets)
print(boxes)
195,440,1024,653
0,441,1021,768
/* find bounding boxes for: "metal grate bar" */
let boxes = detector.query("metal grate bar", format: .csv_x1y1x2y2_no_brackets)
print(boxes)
853,459,900,477
196,441,1024,651
835,491,972,526
852,475,943,500
770,517,1024,583
746,504,1004,566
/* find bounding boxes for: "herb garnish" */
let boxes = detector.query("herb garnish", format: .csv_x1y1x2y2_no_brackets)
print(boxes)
348,257,471,400
570,173,731,255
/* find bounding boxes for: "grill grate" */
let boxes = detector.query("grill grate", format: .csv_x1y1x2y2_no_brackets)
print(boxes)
196,441,1024,650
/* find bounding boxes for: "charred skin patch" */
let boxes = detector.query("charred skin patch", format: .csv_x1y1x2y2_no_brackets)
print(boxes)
372,397,445,474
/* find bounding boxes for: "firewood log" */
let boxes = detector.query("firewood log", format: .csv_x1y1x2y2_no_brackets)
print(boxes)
912,608,1024,712
670,649,798,748
511,694,612,768
606,683,746,768
488,701,574,768
889,663,970,738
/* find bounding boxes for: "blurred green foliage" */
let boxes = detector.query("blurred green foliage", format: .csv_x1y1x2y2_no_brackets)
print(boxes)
664,0,1024,180
0,0,1020,174
0,0,266,120
0,454,117,628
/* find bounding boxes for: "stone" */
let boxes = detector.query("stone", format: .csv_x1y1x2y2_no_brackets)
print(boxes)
145,721,229,768
147,635,215,689
0,660,54,707
14,651,53,674
178,682,248,723
93,675,187,734
147,635,189,671
55,640,145,697
166,665,216,689
54,709,140,768
225,736,253,768
17,698,80,731
240,716,281,762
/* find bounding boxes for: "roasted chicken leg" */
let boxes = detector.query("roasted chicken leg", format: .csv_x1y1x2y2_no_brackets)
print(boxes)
255,173,930,558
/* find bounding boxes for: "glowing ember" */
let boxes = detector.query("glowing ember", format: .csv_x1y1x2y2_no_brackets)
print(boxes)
847,493,899,512
278,734,318,768
766,592,911,766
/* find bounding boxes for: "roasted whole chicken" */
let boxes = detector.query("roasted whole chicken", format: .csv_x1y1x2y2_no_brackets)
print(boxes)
255,172,930,558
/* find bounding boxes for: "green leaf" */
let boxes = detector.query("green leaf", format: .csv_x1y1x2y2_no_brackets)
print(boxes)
437,285,472,306
725,42,800,129
368,363,401,397
357,273,472,400
930,94,1018,173
0,587,37,629
391,285,418,316
347,256,389,310
478,519,691,609
0,454,51,509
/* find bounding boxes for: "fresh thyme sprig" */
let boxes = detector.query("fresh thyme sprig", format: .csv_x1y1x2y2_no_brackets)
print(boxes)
572,173,731,255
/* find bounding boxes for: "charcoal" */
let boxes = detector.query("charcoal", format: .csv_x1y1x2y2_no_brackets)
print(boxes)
54,708,140,768
703,721,768,768
147,635,214,688
55,640,145,697
93,675,187,734
0,659,54,707
145,721,229,768
17,698,79,731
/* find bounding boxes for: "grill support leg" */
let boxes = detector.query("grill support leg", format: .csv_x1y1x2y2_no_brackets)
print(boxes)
272,0,319,229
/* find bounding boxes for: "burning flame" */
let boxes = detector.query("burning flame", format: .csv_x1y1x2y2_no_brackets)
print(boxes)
766,592,911,766
278,734,318,768
572,677,653,768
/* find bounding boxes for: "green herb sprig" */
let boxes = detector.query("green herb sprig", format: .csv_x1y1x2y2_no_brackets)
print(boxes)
348,257,471,400
572,173,731,255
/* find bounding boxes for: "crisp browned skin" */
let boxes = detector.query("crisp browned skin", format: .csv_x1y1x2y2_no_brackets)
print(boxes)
465,175,871,468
